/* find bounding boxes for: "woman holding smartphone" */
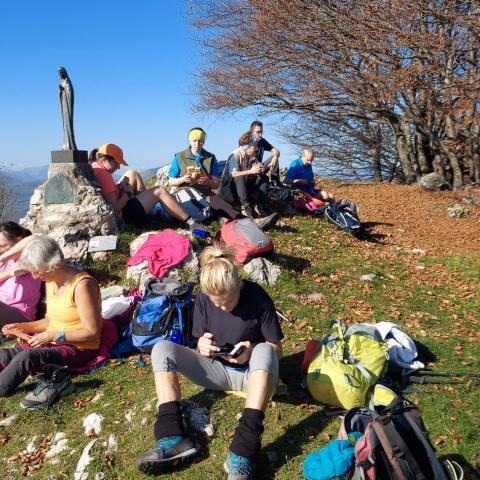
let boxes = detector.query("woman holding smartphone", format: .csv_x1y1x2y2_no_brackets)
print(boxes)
136,245,283,479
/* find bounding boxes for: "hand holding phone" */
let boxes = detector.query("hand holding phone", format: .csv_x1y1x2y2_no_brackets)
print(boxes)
211,343,245,359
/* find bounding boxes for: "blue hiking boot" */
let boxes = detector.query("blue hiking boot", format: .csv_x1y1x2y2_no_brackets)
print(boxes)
135,435,198,475
223,450,255,480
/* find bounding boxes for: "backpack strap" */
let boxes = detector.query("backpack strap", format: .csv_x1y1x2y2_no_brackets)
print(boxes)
372,418,427,479
402,412,450,480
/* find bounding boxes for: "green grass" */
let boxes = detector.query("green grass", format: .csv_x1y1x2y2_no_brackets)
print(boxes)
0,213,479,479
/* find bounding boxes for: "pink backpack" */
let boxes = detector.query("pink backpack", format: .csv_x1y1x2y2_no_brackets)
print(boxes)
218,218,274,263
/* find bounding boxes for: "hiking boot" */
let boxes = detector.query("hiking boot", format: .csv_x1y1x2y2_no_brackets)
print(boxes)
223,450,255,480
240,204,253,218
254,212,279,231
20,364,75,409
136,435,198,475
253,204,272,218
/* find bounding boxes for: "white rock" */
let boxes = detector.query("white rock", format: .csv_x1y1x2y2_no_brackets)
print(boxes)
243,257,281,285
360,274,376,281
94,474,105,480
45,432,68,459
83,413,104,436
447,203,470,218
0,415,17,426
416,265,426,270
141,417,148,427
409,248,426,255
91,392,104,403
155,164,171,188
104,434,117,454
125,410,134,423
74,439,96,480
26,435,38,453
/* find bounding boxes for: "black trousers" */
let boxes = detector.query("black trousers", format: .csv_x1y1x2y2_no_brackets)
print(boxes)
209,195,243,220
224,174,268,206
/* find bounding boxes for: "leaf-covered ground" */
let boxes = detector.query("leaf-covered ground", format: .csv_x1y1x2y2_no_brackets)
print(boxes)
0,181,479,479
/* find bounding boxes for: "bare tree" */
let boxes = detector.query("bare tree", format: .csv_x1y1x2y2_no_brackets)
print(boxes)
0,165,18,221
189,0,480,188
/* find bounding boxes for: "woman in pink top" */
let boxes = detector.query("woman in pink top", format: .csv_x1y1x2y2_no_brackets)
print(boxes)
0,222,42,333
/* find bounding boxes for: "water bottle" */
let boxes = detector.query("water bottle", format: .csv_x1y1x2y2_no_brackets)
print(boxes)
192,229,210,239
170,328,182,345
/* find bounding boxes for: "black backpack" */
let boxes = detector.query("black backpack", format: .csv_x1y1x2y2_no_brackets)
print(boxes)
340,399,463,480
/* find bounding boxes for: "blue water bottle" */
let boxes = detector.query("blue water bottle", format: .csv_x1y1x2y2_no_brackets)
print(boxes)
170,328,182,345
192,228,210,239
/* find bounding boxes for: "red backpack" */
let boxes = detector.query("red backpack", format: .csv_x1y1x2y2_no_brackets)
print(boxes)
218,218,274,263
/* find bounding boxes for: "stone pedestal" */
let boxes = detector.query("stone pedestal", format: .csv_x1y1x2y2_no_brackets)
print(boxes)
21,152,117,264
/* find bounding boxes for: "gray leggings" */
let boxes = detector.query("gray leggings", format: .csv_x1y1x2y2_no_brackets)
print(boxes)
151,342,279,393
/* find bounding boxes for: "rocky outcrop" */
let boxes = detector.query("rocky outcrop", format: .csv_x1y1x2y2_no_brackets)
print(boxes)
243,257,280,285
126,230,200,291
419,172,449,191
21,162,117,264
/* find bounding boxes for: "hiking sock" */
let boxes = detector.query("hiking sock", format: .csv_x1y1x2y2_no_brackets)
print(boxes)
185,217,196,227
229,408,265,459
154,401,185,441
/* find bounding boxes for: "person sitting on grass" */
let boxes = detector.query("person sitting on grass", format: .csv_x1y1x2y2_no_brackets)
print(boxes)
220,132,278,221
90,143,207,231
169,128,278,229
0,222,42,338
136,244,284,479
250,120,282,187
284,148,334,202
0,236,101,407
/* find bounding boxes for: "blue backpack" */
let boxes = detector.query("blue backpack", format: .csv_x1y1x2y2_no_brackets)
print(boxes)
131,279,194,352
318,201,362,236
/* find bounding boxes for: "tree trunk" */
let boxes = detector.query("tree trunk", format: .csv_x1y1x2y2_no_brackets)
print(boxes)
371,124,382,182
416,131,432,174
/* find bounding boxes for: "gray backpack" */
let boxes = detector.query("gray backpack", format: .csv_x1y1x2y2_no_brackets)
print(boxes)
173,187,211,221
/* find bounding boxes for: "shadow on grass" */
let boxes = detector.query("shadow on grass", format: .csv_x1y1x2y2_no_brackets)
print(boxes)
415,340,437,366
259,409,332,478
439,454,480,480
273,254,310,273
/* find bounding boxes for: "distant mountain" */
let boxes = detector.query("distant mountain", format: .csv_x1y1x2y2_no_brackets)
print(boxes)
9,165,49,184
7,165,161,221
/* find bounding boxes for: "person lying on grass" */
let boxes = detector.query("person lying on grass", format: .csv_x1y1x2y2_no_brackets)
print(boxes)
0,236,101,404
284,148,334,203
89,143,207,231
168,127,278,230
136,244,284,480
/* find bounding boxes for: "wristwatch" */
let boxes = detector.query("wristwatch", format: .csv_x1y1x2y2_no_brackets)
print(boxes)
56,331,65,344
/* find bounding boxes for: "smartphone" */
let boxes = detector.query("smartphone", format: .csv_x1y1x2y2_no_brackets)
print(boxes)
211,344,245,359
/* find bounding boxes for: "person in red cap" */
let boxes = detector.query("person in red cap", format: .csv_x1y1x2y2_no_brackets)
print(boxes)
89,144,207,230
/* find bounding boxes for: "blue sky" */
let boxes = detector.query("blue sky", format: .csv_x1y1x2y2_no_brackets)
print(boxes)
0,1,296,172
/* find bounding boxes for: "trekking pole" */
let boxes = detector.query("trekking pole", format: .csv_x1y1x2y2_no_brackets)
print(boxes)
414,369,480,379
276,310,290,322
406,375,479,386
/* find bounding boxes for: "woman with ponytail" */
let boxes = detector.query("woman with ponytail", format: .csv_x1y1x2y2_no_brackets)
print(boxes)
137,245,283,478
0,222,42,334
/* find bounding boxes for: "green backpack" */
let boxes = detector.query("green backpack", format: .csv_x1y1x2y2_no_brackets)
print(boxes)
307,320,388,409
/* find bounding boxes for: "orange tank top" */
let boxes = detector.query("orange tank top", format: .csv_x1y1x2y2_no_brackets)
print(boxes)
46,271,100,350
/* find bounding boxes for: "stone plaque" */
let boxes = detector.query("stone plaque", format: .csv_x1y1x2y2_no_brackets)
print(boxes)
44,174,75,205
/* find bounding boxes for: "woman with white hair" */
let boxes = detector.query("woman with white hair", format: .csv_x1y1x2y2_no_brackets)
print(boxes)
0,236,102,401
